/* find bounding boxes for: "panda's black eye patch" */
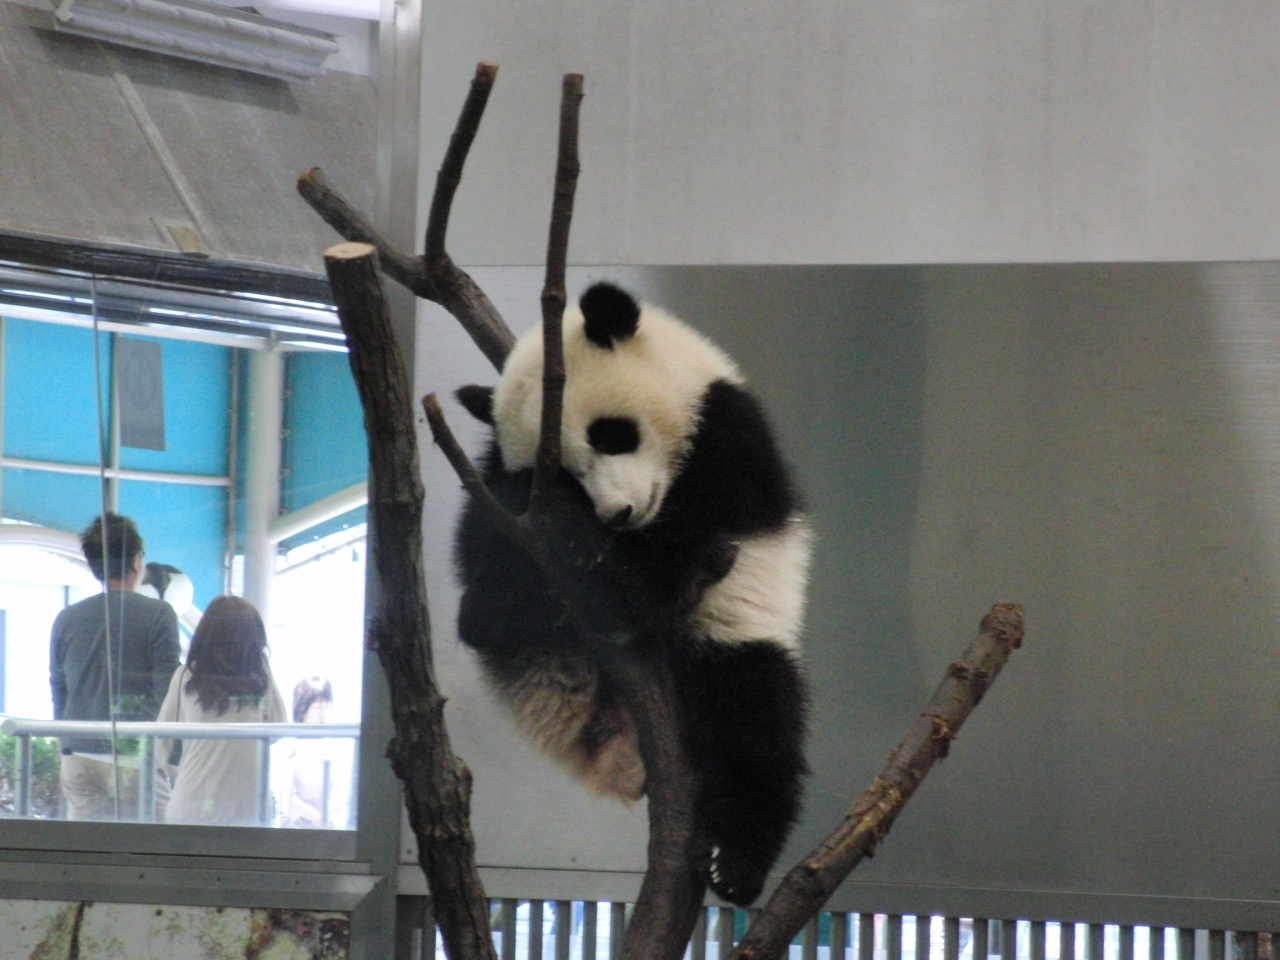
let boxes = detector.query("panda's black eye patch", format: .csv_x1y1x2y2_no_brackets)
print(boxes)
587,417,640,455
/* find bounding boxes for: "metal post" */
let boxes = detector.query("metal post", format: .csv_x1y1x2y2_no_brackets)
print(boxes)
718,907,736,956
802,915,819,960
500,899,517,960
528,900,544,960
14,733,30,817
866,916,883,960
242,345,283,623
581,902,597,960
258,736,272,824
1089,927,1105,960
1002,921,1018,960
830,913,848,960
1062,923,1077,960
918,917,933,960
139,735,155,822
972,921,989,960
321,757,332,829
609,902,626,960
554,901,571,960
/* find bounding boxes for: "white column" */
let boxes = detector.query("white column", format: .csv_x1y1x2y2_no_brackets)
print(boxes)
241,345,283,625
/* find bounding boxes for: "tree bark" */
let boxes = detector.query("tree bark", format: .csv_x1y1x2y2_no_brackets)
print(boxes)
731,604,1025,960
323,242,497,960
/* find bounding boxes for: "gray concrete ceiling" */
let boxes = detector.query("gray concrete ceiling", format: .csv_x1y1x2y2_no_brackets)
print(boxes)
0,3,376,274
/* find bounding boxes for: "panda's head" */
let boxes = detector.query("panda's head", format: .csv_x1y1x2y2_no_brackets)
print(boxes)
457,282,741,530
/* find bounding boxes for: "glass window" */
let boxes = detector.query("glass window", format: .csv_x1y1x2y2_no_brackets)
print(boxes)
0,249,366,830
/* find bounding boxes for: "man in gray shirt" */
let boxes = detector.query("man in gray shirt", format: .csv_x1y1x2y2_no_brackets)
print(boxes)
50,513,181,820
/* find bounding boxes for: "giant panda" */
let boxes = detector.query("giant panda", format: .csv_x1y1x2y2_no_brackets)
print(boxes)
452,281,811,906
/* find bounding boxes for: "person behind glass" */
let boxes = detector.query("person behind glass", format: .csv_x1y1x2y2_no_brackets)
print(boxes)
276,675,333,827
155,595,286,825
49,513,181,820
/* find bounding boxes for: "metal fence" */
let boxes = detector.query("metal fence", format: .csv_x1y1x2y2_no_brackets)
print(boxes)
406,904,1277,960
0,715,360,824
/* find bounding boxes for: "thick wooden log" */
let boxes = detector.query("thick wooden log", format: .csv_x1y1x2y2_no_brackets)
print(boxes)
323,242,497,960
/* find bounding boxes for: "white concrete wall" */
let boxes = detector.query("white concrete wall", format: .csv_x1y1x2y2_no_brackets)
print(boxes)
421,0,1280,266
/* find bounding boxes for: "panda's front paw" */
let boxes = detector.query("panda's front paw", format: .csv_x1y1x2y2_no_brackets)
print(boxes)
707,842,766,907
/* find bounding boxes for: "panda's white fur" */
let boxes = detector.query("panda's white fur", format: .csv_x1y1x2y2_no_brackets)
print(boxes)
692,518,812,650
494,303,742,531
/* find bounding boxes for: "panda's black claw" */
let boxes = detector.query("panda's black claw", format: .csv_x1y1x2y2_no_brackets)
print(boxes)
707,842,766,907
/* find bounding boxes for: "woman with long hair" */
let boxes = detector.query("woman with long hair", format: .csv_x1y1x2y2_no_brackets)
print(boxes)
155,595,286,824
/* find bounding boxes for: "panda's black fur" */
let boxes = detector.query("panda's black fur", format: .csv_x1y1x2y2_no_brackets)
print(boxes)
453,282,810,906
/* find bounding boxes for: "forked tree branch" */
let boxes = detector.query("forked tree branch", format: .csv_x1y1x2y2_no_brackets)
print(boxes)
731,604,1025,960
298,63,515,371
321,242,496,960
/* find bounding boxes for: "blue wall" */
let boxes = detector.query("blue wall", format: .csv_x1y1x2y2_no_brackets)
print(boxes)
281,351,367,548
1,320,230,608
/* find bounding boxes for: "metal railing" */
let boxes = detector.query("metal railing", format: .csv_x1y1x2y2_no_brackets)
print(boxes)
0,715,359,825
406,906,1278,960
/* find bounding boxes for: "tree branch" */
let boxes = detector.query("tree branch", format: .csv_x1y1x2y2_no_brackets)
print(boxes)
731,604,1026,960
322,241,496,960
426,62,499,266
531,73,582,509
298,63,516,372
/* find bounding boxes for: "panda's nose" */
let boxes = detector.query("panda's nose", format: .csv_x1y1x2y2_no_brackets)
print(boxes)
605,506,633,530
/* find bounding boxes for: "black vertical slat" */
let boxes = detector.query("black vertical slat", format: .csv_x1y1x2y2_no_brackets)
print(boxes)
973,921,990,960
918,917,932,960
803,915,820,960
1210,932,1226,960
582,903,598,960
943,917,959,960
832,913,850,960
610,903,627,960
501,900,518,960
1061,923,1077,960
888,916,904,960
861,914,878,960
718,907,736,955
1031,922,1045,960
1002,921,1018,960
1178,929,1196,960
1088,926,1105,960
1237,933,1259,960
1120,926,1135,960
529,901,544,960
690,907,708,960
554,901,571,960
1149,929,1164,960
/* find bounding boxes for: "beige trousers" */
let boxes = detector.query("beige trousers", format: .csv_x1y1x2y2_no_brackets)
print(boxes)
58,753,170,821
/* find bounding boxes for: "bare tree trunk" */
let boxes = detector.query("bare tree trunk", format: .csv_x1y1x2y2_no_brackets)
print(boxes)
323,243,496,960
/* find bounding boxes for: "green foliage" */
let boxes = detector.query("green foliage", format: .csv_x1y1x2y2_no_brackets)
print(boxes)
0,734,62,818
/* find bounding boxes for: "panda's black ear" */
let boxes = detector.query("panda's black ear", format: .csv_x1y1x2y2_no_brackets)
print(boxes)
455,385,495,425
580,282,640,349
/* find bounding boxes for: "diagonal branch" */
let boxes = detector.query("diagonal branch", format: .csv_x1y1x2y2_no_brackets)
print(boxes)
298,63,516,371
731,604,1026,960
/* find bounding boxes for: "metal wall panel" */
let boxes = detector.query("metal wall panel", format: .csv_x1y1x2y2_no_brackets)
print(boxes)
419,1,1280,267
414,262,1280,929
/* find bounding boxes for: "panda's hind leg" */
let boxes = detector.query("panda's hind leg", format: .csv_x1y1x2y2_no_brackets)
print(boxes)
674,639,809,907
